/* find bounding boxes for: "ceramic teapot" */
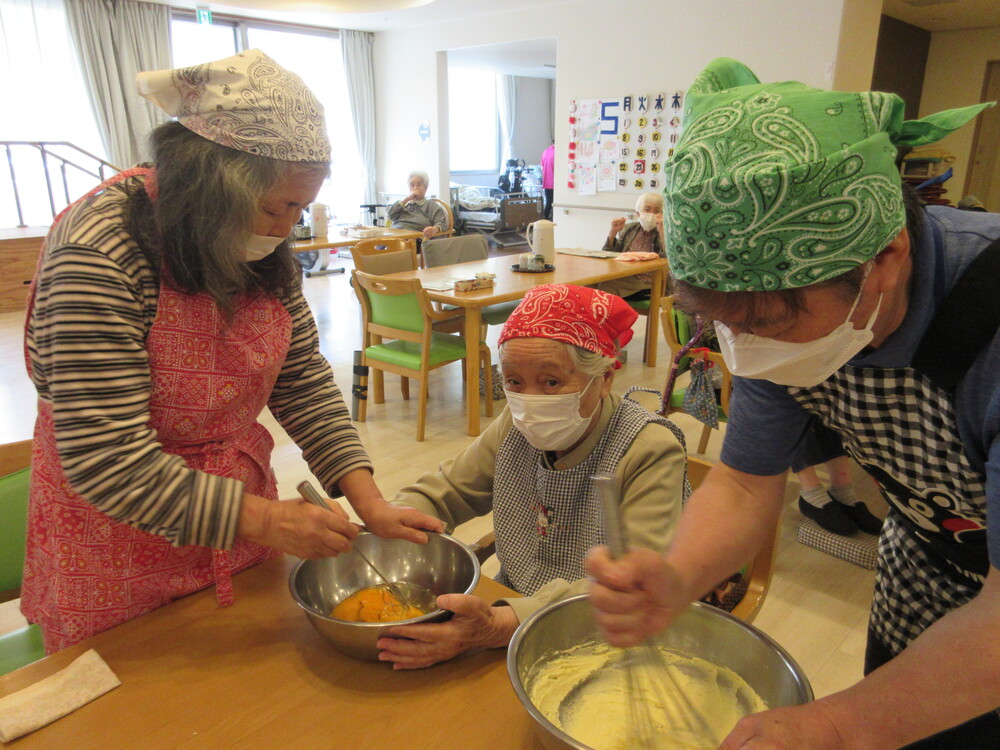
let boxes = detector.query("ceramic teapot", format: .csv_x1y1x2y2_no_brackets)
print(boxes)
525,219,555,265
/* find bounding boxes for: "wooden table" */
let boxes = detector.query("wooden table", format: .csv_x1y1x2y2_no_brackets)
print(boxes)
390,252,669,436
292,228,423,277
0,557,545,750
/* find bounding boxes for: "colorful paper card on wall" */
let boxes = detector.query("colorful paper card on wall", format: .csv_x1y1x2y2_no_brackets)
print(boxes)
568,88,684,195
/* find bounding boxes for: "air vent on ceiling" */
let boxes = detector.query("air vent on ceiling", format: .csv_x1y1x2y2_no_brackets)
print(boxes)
903,0,958,6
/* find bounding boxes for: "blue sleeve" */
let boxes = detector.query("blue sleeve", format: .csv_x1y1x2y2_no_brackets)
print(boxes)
987,435,1000,570
720,376,814,476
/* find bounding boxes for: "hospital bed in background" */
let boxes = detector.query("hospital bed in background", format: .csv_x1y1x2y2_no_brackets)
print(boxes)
453,185,542,248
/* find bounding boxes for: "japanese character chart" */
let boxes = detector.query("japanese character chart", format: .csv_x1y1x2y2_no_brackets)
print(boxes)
567,88,683,195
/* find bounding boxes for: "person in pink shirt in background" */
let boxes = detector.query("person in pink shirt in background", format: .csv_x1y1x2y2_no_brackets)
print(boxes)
541,141,555,220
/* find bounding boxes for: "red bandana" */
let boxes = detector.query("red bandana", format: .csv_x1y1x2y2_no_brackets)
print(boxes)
498,284,638,368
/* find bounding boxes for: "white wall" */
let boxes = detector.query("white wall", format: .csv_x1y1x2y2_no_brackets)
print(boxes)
920,26,1000,197
374,0,859,249
510,77,554,170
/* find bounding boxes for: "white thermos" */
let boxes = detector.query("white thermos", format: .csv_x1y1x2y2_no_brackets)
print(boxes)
526,219,555,265
309,203,329,237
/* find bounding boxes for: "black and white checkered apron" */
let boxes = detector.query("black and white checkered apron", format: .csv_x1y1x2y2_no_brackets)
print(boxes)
492,393,687,596
787,238,1000,656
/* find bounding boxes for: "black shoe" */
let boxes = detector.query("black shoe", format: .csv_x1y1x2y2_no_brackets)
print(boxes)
841,502,883,535
798,497,857,536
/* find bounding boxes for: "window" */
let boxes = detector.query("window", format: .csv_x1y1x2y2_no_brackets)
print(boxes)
448,67,498,173
170,14,364,224
0,0,108,227
170,15,239,68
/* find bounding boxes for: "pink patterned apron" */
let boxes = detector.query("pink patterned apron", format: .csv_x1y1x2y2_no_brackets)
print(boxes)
22,170,290,652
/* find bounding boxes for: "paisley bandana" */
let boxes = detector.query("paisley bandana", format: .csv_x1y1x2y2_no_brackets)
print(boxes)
137,49,331,163
498,284,638,368
665,57,992,291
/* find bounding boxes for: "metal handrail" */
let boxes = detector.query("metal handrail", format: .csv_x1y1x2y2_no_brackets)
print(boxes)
2,141,121,227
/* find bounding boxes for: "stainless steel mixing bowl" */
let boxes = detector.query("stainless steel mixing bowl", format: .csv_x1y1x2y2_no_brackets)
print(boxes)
289,531,480,661
508,594,813,750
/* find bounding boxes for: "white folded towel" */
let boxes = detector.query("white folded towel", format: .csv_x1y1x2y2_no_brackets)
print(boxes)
0,649,120,743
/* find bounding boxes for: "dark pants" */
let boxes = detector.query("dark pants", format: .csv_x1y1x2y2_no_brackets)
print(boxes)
790,419,847,473
865,628,1000,748
543,188,553,220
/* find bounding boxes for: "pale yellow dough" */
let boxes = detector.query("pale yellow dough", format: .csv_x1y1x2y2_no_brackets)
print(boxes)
528,641,768,750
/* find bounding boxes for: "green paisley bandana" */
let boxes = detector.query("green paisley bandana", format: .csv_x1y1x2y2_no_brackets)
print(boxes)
665,58,992,291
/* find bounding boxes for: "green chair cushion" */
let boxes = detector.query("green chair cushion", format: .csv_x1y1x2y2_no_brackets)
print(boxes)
482,300,520,326
366,332,472,369
627,298,652,313
0,467,30,593
0,624,46,676
441,301,518,327
367,290,425,333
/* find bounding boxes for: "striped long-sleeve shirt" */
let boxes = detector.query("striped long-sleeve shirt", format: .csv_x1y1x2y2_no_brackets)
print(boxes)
26,174,372,550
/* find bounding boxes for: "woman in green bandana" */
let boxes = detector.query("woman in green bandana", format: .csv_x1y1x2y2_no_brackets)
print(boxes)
587,58,1000,750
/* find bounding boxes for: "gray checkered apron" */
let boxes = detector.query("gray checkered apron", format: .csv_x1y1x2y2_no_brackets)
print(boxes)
492,393,687,595
786,237,1000,656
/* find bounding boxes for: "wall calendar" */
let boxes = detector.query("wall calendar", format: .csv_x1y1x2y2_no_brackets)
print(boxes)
567,90,684,196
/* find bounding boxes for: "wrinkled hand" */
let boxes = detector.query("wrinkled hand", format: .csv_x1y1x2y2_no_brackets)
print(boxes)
238,495,358,559
376,595,519,670
610,216,627,235
359,502,445,544
585,546,686,647
720,704,845,750
422,226,440,239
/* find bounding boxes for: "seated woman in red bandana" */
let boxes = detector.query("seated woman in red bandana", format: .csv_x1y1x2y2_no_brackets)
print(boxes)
369,284,688,669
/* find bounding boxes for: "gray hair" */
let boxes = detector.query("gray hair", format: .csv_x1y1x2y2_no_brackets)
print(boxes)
127,121,328,315
635,192,664,212
499,340,617,377
408,170,429,188
564,342,618,377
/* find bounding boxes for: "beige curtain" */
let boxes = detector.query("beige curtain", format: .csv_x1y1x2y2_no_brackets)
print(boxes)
65,0,170,168
341,29,376,206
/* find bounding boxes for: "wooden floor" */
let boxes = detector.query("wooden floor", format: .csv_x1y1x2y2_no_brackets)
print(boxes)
0,254,880,700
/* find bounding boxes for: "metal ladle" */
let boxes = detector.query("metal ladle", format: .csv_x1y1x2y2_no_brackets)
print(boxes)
296,480,424,614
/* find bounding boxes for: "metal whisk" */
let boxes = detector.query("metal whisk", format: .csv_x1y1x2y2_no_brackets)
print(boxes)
592,472,717,749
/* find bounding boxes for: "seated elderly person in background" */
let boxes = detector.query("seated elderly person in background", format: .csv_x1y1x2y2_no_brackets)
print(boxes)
373,284,688,669
386,170,449,239
595,192,666,300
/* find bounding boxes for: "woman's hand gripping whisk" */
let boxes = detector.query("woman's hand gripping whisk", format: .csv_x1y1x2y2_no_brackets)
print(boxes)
590,473,717,748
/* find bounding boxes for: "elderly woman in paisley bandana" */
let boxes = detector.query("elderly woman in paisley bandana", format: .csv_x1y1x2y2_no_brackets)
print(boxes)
369,284,687,669
587,58,1000,750
21,50,442,653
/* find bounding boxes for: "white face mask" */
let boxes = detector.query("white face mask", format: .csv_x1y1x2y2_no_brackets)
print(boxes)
715,275,882,388
244,234,284,262
637,212,658,232
505,377,600,451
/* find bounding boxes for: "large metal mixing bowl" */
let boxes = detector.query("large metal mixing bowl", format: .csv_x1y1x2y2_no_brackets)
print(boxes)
508,594,812,750
289,532,480,661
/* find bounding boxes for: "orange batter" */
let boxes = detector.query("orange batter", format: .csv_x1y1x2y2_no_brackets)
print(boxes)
330,585,425,623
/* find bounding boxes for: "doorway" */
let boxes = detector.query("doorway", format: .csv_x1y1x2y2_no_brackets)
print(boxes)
443,38,556,251
965,60,1000,211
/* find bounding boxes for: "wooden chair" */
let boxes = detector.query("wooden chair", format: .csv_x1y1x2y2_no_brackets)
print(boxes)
428,197,455,238
470,455,777,624
422,234,520,333
660,295,732,454
350,237,418,274
352,270,493,442
0,439,46,674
